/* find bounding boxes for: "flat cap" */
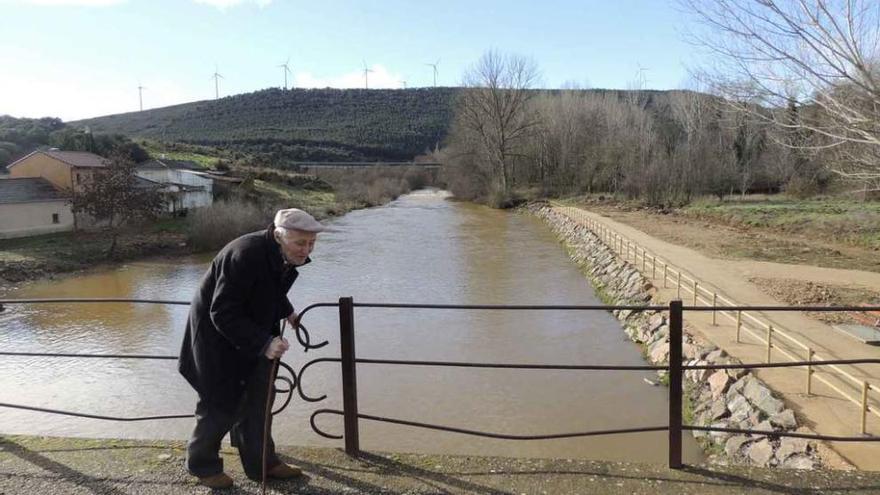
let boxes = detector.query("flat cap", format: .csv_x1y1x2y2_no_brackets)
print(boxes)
274,208,325,233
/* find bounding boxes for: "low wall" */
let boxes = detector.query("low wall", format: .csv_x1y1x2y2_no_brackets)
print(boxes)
527,202,821,469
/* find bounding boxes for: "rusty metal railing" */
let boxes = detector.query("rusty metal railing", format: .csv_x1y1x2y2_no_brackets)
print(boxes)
2,297,880,469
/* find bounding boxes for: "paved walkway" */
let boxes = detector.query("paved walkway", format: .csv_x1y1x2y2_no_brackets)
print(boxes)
553,206,880,470
3,436,880,494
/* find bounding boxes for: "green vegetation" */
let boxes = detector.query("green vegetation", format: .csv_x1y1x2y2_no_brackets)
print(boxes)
139,140,221,168
684,198,880,250
73,87,459,163
251,180,341,216
0,115,148,166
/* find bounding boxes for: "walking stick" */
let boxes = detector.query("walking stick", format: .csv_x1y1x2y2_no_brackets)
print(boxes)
261,317,290,495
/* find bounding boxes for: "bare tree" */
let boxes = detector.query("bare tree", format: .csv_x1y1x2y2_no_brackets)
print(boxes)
71,152,165,257
681,0,880,179
455,50,540,201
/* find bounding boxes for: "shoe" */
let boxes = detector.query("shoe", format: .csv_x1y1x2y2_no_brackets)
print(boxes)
267,463,303,479
197,472,234,489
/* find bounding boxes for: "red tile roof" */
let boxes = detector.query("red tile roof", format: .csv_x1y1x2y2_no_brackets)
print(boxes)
0,177,67,204
6,150,109,170
42,150,109,168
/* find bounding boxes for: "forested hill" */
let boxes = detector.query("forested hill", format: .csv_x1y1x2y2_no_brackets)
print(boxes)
69,87,696,164
72,87,460,162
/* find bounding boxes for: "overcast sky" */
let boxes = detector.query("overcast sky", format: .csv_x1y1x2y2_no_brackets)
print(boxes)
0,0,707,121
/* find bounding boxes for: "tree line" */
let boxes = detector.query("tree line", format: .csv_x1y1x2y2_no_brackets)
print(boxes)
0,115,148,166
444,1,880,206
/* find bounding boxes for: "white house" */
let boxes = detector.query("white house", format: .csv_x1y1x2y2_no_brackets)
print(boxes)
0,177,74,239
135,159,214,214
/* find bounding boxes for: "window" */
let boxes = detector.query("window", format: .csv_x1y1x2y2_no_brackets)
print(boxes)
52,213,59,224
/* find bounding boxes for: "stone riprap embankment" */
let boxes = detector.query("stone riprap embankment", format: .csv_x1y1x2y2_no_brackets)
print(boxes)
526,202,821,469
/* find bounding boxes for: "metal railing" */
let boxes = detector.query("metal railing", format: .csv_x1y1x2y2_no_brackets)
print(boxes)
2,297,880,469
550,202,880,435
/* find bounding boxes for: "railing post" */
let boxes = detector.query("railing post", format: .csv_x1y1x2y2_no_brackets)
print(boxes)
642,249,647,271
339,296,360,457
668,300,684,470
736,311,742,343
693,281,698,306
766,325,773,363
861,381,869,435
677,272,682,297
663,264,668,288
806,347,814,395
652,256,656,279
712,293,717,325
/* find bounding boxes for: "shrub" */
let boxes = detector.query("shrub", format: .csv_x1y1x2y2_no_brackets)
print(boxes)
186,199,268,251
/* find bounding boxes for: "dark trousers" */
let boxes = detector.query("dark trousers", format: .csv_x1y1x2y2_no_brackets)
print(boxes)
186,359,281,480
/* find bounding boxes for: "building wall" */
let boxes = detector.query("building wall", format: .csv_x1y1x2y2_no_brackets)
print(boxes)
0,200,74,239
136,169,213,213
8,153,73,190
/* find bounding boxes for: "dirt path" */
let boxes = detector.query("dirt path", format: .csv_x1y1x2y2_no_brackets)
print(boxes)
3,435,880,494
552,205,880,471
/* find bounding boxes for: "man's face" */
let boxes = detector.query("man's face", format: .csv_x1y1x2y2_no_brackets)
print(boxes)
277,229,318,266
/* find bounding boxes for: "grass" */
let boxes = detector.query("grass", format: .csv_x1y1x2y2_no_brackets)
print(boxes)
150,217,187,234
139,141,220,168
251,179,345,217
684,197,880,250
0,225,187,283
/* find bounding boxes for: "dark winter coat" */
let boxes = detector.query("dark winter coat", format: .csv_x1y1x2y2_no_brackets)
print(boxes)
178,225,302,409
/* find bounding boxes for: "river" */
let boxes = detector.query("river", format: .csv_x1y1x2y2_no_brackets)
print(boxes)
0,189,702,463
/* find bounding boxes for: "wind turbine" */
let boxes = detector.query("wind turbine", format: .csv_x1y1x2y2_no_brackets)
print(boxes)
635,63,651,89
362,60,374,89
425,58,440,87
278,58,292,90
137,83,146,111
212,65,224,99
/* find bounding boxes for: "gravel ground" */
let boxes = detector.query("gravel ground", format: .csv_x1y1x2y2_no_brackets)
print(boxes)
2,436,880,494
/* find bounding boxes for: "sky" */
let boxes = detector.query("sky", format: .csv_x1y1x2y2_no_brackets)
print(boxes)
0,0,708,121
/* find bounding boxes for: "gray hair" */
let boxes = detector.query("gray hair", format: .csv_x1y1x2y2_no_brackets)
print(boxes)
275,226,294,240
275,226,315,241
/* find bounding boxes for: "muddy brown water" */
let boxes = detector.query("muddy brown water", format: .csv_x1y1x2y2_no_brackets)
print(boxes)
0,190,702,463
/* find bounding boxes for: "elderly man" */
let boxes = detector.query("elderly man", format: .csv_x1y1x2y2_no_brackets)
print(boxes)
179,208,323,489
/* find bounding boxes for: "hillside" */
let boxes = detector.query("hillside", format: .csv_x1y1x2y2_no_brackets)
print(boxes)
69,87,697,166
72,87,460,163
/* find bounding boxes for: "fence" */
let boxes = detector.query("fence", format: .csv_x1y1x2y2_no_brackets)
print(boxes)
549,202,880,435
1,297,880,470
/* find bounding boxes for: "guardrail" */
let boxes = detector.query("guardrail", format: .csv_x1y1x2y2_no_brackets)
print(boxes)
2,297,880,470
550,202,880,435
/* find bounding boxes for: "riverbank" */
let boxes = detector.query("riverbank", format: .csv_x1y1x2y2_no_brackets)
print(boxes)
3,435,880,494
526,203,830,470
531,201,880,471
0,186,357,287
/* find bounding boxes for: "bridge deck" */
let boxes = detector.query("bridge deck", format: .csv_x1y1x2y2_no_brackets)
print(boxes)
2,435,879,494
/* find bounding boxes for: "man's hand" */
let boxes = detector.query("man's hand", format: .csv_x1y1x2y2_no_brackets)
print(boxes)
287,312,299,328
264,336,290,360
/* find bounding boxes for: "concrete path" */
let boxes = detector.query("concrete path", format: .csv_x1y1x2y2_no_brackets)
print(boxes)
3,436,880,494
552,206,880,470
